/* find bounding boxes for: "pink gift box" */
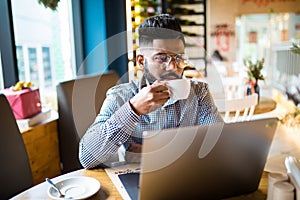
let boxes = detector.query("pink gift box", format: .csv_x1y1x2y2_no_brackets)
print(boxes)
1,88,42,119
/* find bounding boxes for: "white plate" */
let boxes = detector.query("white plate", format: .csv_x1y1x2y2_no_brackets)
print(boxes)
47,176,100,199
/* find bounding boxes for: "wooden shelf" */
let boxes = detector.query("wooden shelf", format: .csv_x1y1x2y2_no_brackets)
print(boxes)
168,0,207,76
128,0,207,77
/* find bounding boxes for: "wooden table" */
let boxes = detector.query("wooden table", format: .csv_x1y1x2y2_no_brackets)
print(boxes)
254,96,277,115
11,166,269,200
11,168,123,200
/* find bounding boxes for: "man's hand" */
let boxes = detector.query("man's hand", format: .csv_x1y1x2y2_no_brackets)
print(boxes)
126,142,142,163
129,81,169,115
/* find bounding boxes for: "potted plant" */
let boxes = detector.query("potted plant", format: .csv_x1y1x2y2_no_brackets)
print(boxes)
244,58,265,101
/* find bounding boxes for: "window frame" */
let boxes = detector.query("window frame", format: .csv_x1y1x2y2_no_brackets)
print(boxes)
0,0,18,88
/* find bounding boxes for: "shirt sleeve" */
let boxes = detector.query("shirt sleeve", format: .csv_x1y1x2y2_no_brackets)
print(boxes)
196,82,224,124
79,92,140,169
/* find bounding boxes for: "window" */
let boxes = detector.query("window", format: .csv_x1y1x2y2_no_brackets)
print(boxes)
11,0,75,110
16,45,54,88
28,47,39,84
42,47,53,88
16,46,25,81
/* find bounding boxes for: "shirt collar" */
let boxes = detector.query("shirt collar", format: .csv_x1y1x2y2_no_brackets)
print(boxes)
163,97,178,107
140,75,148,90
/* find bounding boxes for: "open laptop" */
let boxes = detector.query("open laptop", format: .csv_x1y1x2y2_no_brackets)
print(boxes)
117,118,278,200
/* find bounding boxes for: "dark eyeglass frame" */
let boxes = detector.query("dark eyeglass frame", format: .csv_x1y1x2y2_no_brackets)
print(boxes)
149,53,188,69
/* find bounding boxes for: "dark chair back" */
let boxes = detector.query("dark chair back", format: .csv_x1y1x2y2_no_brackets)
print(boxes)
56,71,120,173
0,94,33,199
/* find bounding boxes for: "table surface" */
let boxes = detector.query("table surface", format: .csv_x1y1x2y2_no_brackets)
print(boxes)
254,96,277,115
11,168,123,200
12,166,269,200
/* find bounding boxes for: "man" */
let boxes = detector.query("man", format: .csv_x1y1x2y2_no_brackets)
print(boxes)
79,14,223,169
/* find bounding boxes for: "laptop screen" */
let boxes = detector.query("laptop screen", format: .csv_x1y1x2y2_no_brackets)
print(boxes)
118,173,140,200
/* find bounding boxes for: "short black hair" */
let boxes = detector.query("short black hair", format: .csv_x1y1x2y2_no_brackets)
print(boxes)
138,14,185,47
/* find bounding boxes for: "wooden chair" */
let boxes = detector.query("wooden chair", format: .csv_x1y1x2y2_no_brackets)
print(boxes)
214,93,258,123
0,94,33,199
56,71,120,173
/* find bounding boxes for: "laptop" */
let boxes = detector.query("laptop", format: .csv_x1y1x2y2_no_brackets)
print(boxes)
118,118,278,200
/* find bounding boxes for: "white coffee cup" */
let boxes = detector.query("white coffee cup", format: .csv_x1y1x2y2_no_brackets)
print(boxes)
167,79,191,100
267,173,289,200
273,181,295,200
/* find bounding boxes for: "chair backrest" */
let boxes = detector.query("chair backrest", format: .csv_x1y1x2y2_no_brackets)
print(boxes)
56,71,120,173
221,76,245,99
214,93,258,123
0,94,33,199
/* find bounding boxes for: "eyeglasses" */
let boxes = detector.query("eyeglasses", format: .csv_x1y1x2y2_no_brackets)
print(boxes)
151,53,188,69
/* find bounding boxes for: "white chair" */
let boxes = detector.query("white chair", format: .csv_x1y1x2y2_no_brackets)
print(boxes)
214,93,258,123
221,76,245,99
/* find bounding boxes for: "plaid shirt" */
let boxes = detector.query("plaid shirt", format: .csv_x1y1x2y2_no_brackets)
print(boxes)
79,78,223,168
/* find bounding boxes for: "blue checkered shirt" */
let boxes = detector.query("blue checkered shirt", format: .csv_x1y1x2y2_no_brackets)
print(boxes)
79,78,223,168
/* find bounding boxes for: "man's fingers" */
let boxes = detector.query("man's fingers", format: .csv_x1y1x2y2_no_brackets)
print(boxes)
151,82,168,92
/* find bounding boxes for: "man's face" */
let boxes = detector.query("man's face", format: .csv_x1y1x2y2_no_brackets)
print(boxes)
138,39,186,82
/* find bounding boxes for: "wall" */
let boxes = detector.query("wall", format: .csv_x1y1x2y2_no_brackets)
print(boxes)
81,0,107,75
80,0,128,81
208,0,300,61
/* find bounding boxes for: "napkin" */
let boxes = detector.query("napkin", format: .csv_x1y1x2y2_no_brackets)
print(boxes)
285,156,300,187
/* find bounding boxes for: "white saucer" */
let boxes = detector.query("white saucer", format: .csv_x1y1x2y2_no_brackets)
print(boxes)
47,176,100,199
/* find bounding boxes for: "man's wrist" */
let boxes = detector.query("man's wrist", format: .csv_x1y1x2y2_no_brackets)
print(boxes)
129,99,141,116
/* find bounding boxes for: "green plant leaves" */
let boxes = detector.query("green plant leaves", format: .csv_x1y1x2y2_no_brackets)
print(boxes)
38,0,60,11
244,58,265,81
291,43,300,55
